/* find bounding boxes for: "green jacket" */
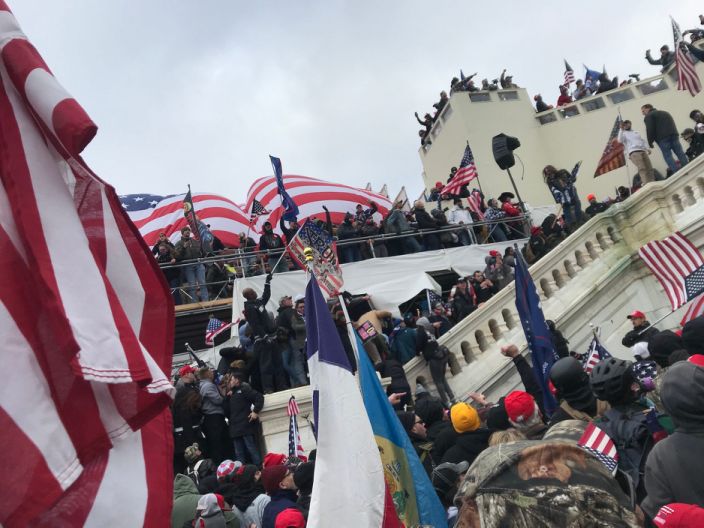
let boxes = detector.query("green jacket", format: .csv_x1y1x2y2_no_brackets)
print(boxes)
171,474,240,528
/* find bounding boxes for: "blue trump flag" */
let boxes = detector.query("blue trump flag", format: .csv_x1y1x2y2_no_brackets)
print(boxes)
357,332,448,527
269,155,299,222
514,250,558,415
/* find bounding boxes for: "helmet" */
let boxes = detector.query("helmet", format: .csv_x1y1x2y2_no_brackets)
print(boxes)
550,357,594,409
590,358,634,403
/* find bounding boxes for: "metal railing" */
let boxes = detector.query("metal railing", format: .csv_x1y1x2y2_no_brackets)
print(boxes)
157,215,531,306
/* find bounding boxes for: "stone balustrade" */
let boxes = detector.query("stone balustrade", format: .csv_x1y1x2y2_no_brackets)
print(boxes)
258,155,704,454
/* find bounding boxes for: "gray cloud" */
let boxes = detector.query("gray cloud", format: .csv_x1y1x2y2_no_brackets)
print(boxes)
10,1,702,204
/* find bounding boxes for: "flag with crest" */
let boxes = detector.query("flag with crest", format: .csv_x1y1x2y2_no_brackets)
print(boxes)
594,116,626,177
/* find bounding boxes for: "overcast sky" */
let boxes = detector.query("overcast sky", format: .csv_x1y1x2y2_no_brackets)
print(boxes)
10,1,702,204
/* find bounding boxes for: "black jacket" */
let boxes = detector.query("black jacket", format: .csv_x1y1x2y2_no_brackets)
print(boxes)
258,230,284,251
440,429,492,466
244,282,272,338
224,382,264,438
622,322,659,348
585,201,610,217
471,279,497,304
452,290,476,323
414,208,437,230
430,423,457,463
336,221,358,240
644,109,679,146
377,359,410,393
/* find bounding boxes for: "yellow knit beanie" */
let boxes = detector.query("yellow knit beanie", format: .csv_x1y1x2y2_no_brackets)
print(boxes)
450,402,480,433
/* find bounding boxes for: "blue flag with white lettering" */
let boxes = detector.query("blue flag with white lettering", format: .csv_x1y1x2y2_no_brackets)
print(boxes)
514,250,558,414
270,155,299,222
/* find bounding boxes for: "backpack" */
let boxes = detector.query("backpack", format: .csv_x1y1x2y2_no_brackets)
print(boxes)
596,407,654,494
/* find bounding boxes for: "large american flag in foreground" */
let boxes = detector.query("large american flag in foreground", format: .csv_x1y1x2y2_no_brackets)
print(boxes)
442,144,478,196
0,3,174,526
672,17,702,97
639,232,704,310
121,192,250,248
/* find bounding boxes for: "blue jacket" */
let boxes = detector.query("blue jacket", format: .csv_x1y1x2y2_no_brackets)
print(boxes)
262,490,302,528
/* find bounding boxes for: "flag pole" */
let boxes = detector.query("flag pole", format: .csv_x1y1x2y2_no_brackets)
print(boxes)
269,230,300,274
468,139,484,195
617,108,631,191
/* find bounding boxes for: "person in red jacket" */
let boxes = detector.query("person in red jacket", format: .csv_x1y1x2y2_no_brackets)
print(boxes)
556,85,572,107
498,192,523,238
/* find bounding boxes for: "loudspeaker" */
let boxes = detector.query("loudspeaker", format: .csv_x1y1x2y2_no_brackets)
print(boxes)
491,133,521,170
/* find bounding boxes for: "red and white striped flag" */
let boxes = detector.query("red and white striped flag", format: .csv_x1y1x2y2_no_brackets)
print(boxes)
246,174,392,235
672,17,702,97
441,145,478,196
680,293,704,326
564,60,575,86
583,335,612,375
638,232,704,310
205,317,234,346
0,3,174,526
578,422,619,475
287,396,306,459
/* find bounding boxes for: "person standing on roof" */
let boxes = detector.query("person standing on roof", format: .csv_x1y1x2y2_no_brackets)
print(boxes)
622,309,660,348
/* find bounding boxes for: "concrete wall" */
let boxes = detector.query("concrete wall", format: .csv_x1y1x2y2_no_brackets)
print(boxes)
419,48,704,206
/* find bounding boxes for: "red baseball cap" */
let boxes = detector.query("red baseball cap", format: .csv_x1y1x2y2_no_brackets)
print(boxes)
504,390,536,423
627,310,646,320
688,354,704,367
653,503,704,527
489,250,500,257
178,364,196,377
275,508,306,528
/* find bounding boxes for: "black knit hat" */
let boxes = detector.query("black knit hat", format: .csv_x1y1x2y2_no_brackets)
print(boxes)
414,399,444,427
396,411,415,435
682,316,704,355
293,461,315,495
486,398,510,430
649,330,686,368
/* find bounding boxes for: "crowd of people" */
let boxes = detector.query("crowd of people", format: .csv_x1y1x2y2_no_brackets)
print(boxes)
154,191,534,307
415,69,519,145
170,304,704,526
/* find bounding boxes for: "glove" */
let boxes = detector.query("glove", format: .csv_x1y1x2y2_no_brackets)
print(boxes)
266,272,273,283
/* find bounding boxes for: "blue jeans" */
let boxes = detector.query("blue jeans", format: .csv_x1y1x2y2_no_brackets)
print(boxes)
283,340,308,387
658,134,688,174
340,244,360,263
402,235,422,254
233,435,261,466
489,223,508,242
457,228,472,246
183,264,208,302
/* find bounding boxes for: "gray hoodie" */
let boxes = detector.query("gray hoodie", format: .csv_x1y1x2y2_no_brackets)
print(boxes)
642,361,704,518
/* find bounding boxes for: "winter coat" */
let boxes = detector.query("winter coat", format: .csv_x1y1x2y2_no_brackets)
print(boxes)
646,50,675,72
261,490,302,528
258,231,284,251
174,236,203,261
290,311,307,350
390,327,417,364
471,279,497,304
452,290,476,322
642,362,704,518
386,209,414,234
243,282,272,338
414,208,437,230
430,423,458,463
644,109,679,146
275,306,294,336
622,321,659,348
378,359,410,393
171,474,202,528
224,382,264,438
156,250,180,282
441,429,493,466
336,221,358,240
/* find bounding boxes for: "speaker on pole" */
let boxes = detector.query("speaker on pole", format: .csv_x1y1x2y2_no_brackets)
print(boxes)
491,133,521,170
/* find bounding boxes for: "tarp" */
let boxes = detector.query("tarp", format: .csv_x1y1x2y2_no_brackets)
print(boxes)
229,240,526,328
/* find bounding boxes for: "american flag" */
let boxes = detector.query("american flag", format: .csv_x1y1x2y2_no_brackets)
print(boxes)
594,116,626,177
0,3,174,525
205,317,234,346
583,335,612,374
467,189,485,220
442,145,478,196
564,60,575,86
578,422,619,475
287,396,305,459
426,289,444,313
672,17,702,97
250,198,269,221
638,232,704,310
121,192,250,249
680,292,704,326
245,174,392,235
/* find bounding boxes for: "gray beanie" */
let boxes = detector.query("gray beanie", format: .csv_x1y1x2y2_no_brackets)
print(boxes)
416,317,432,331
